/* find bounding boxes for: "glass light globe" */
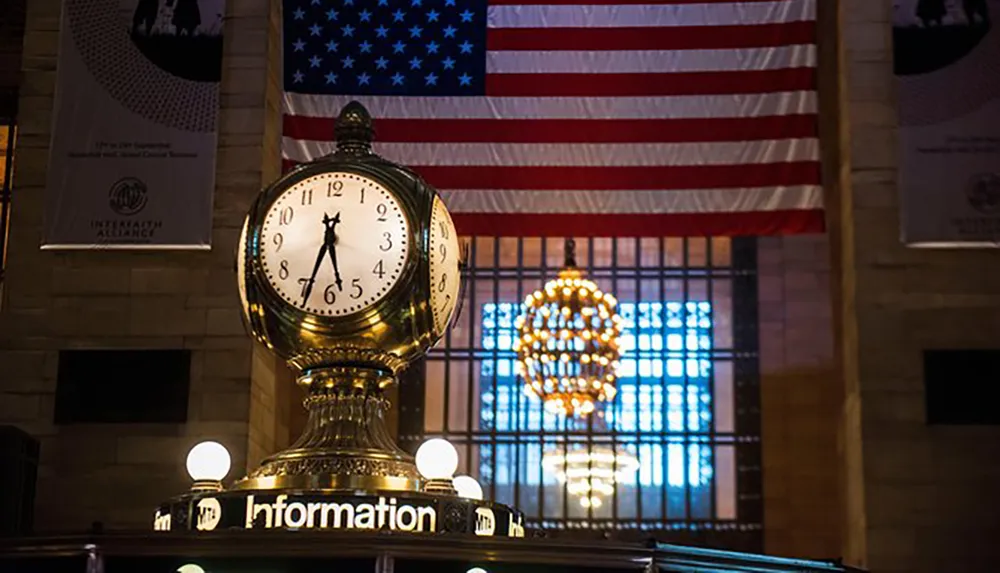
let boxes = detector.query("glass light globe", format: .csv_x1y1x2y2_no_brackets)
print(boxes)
453,475,484,500
415,438,458,480
467,568,488,573
185,441,231,482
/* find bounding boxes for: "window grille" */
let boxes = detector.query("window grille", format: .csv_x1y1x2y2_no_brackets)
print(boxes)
399,236,761,551
0,88,17,301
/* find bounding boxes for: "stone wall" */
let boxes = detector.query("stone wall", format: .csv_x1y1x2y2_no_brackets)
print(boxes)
758,235,841,560
0,0,287,530
835,0,1000,571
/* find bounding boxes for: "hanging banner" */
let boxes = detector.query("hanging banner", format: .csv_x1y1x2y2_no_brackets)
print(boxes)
894,0,1000,247
43,0,226,249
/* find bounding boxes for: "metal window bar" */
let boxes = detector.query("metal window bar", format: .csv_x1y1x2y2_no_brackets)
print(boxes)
399,236,761,552
0,88,18,302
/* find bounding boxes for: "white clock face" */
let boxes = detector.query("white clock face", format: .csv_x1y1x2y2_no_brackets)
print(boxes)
258,172,410,316
236,215,250,319
428,195,461,335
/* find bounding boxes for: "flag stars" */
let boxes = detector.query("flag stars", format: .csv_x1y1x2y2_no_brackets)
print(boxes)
325,39,338,52
391,72,405,86
392,40,406,54
442,25,457,38
326,8,338,21
292,39,306,51
359,9,372,22
444,0,456,6
426,9,440,22
458,73,472,86
424,72,438,86
293,70,304,83
359,40,372,53
409,25,423,38
309,23,322,36
310,0,321,5
459,40,474,53
392,9,405,22
377,0,389,5
325,71,338,84
459,10,474,22
375,25,389,38
411,0,422,6
409,56,423,69
374,56,389,69
341,55,355,68
342,24,355,36
343,0,354,5
293,7,305,19
426,40,439,54
309,55,322,67
442,56,455,70
358,72,371,85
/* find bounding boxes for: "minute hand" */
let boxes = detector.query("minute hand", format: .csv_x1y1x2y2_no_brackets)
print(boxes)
301,242,327,307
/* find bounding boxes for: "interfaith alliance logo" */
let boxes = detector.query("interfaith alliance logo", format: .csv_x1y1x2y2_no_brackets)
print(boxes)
108,177,149,216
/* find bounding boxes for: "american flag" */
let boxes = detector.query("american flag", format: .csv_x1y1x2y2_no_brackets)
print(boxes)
281,0,822,236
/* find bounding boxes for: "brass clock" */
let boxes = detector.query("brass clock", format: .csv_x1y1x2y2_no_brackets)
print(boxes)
233,102,463,492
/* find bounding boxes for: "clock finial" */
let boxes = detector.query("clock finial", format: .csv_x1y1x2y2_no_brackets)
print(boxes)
335,100,375,156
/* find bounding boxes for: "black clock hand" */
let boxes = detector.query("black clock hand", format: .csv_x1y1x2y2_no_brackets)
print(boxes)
323,212,343,291
301,241,328,307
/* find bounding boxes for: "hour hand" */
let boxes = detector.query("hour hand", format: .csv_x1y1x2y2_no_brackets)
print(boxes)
327,241,343,291
323,212,343,291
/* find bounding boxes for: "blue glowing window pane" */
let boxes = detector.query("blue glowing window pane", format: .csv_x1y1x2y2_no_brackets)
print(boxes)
479,302,714,488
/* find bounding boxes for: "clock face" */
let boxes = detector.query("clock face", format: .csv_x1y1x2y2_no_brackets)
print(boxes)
428,195,461,335
258,172,410,316
236,215,250,318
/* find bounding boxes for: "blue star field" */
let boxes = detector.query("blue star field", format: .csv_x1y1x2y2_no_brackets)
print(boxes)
284,0,489,96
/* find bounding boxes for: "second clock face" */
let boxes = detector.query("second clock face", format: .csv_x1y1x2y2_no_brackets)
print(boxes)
258,172,410,317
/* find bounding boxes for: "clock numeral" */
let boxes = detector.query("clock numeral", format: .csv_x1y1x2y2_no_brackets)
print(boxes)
324,284,337,305
438,243,447,263
438,273,447,292
360,187,366,204
439,220,449,239
373,260,385,279
279,260,289,280
328,181,343,197
351,278,363,300
279,206,294,226
376,203,388,222
273,233,283,252
301,188,313,205
298,278,312,300
379,231,392,252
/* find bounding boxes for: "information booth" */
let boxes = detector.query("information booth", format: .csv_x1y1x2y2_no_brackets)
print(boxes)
1,532,863,573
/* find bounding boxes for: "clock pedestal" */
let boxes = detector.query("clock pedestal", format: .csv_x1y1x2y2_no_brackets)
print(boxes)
232,366,420,492
153,102,524,538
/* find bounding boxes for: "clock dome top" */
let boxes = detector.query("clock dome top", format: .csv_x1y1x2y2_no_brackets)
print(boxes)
334,100,375,157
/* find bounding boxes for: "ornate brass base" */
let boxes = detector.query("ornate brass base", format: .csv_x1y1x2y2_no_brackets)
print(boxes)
232,366,421,492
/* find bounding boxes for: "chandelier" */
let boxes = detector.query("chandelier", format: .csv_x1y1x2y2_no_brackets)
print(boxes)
542,444,640,508
513,239,623,417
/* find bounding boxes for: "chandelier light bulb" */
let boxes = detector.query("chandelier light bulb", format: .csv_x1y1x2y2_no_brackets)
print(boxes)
453,475,484,500
185,441,231,482
415,438,459,480
513,240,622,418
